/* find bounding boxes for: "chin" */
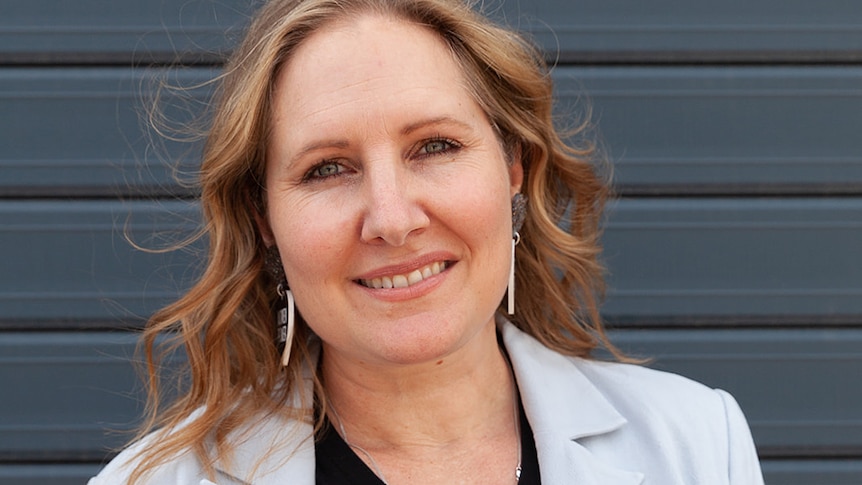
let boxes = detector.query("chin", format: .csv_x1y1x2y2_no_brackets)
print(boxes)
370,315,494,365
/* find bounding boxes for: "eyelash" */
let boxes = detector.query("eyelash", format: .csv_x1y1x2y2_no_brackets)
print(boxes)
415,137,461,158
303,160,346,182
301,137,462,183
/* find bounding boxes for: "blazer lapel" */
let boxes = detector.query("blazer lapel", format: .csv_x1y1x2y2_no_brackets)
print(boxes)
213,413,315,485
214,325,645,485
213,344,320,485
546,440,645,485
501,318,644,485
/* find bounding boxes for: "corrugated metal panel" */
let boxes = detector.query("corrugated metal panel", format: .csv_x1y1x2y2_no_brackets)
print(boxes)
760,460,862,485
6,0,862,64
491,0,862,62
0,0,256,64
612,329,862,457
7,67,862,197
0,333,143,460
4,330,861,461
4,198,858,326
559,67,862,194
0,200,202,328
4,0,861,482
0,465,101,485
602,198,862,324
0,333,188,461
0,68,215,197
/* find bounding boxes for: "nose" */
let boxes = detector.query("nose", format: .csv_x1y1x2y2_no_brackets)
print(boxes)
359,162,430,246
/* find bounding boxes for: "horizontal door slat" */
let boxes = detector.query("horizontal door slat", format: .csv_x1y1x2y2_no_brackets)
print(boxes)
7,67,862,196
492,0,862,62
556,66,862,194
0,333,144,460
0,67,214,197
3,198,859,326
760,459,862,485
602,198,862,324
0,465,101,485
611,329,862,457
0,200,202,327
7,1,862,64
4,330,860,460
0,0,252,64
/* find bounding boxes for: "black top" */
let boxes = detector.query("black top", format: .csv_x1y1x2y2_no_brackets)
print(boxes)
315,397,541,484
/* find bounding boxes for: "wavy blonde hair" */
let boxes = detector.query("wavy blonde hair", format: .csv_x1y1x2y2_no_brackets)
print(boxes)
130,0,618,482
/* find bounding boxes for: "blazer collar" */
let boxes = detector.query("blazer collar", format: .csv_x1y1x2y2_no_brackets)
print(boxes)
214,325,643,485
500,317,644,485
211,408,315,485
212,345,319,485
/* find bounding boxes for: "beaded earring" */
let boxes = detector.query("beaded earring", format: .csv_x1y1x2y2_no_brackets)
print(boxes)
265,246,295,366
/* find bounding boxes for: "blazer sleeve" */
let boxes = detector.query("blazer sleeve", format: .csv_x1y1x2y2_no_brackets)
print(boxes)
715,389,765,485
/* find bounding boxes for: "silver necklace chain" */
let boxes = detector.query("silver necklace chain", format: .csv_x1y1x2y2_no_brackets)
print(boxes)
328,384,523,484
329,404,391,484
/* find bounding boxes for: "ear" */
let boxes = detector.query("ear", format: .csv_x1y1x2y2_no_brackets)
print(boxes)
251,199,276,247
508,148,524,197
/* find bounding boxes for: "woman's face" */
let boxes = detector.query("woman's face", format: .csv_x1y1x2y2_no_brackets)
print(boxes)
262,15,522,366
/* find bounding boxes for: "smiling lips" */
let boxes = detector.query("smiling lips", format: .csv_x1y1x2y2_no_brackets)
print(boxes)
359,261,449,289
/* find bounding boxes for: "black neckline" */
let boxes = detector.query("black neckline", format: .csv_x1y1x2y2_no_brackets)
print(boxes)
314,395,541,484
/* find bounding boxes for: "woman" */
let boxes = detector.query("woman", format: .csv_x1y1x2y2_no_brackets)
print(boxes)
90,0,764,483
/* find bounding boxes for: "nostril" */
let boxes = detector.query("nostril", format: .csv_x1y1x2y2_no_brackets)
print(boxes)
360,205,430,246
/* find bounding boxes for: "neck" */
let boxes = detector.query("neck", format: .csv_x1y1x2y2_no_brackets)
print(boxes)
320,322,516,449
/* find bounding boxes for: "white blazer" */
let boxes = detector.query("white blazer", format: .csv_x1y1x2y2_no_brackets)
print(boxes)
89,320,764,484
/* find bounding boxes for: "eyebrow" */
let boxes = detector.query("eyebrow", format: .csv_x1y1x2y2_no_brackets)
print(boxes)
289,116,474,164
290,139,350,164
401,116,474,136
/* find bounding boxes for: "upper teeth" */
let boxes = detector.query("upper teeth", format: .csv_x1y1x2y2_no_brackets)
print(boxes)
360,261,447,289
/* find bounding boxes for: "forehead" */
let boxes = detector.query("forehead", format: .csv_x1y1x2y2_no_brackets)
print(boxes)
270,14,483,136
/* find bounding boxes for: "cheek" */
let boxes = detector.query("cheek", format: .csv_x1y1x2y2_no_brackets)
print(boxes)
442,169,513,238
269,197,351,286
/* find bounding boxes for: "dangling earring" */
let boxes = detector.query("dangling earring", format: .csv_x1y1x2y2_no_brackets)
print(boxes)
509,193,528,315
276,282,296,367
265,246,295,367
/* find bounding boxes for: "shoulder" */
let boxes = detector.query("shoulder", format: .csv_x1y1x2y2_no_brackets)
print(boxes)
87,427,210,485
501,320,763,482
88,409,314,485
501,319,741,436
572,359,763,483
577,358,725,414
575,358,735,438
89,352,320,485
89,411,316,485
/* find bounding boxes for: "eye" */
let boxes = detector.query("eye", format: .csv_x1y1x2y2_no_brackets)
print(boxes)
416,138,460,157
304,161,347,181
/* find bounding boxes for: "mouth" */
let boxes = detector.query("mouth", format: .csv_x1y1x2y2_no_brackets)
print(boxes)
357,261,450,289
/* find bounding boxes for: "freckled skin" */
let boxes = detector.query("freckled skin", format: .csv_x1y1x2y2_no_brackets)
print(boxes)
261,15,522,369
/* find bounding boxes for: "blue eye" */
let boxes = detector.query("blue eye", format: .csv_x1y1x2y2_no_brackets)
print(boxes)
417,138,460,156
305,161,346,181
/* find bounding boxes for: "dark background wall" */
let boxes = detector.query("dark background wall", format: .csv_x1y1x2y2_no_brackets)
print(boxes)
2,1,861,483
